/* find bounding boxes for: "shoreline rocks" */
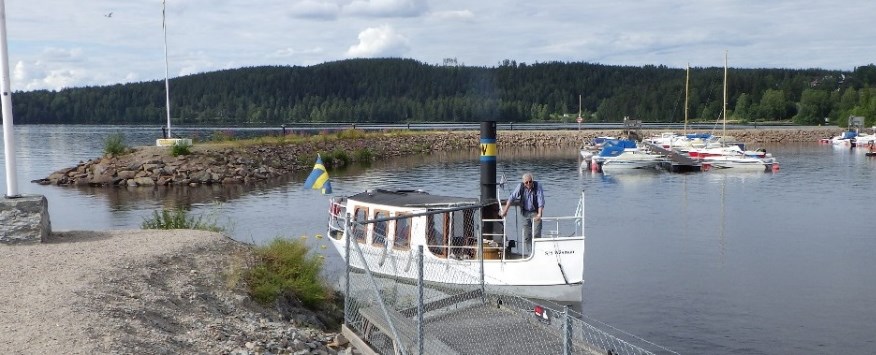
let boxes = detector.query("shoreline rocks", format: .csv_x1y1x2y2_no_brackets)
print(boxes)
32,127,839,188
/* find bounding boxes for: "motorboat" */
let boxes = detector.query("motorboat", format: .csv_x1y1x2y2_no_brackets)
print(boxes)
600,150,664,171
701,152,778,171
326,189,586,302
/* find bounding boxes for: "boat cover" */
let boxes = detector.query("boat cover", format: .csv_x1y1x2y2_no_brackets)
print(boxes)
597,139,637,157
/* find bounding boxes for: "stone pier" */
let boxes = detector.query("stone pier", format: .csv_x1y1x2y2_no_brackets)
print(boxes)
0,195,51,244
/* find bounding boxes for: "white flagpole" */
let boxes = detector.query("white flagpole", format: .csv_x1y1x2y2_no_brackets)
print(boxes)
0,0,19,198
163,0,172,139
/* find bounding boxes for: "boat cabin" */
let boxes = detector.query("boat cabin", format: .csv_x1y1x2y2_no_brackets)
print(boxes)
328,189,506,260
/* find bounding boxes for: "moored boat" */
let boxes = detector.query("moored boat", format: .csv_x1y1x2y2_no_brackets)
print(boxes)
326,189,586,302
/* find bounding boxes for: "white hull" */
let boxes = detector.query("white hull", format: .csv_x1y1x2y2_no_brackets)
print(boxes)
327,189,586,302
703,156,776,171
600,151,663,171
601,159,661,171
330,237,585,302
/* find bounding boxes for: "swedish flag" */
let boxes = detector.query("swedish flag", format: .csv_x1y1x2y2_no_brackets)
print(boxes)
303,154,333,194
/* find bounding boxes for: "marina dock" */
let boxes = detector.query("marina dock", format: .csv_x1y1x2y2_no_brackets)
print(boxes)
641,141,702,173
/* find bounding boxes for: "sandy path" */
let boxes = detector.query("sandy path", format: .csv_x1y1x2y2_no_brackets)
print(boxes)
0,230,243,354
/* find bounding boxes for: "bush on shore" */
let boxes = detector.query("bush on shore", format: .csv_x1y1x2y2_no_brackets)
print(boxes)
104,133,128,156
140,208,224,232
246,238,333,308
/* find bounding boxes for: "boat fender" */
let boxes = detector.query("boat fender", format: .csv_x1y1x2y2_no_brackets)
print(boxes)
772,162,780,172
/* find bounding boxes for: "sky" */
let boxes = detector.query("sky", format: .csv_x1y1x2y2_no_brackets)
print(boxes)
3,0,874,92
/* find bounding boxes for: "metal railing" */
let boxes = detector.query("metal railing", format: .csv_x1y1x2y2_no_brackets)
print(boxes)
340,204,675,355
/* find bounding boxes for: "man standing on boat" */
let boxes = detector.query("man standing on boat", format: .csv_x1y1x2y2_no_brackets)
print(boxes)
499,172,545,239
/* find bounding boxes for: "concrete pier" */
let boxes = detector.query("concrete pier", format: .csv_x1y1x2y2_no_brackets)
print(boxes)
0,195,51,244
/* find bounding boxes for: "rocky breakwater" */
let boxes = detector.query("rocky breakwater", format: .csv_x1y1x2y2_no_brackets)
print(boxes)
31,132,481,188
31,127,837,188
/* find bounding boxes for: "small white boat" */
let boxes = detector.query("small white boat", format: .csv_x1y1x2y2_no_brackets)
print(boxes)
600,150,664,171
327,189,586,302
580,136,616,160
702,153,778,171
830,130,858,146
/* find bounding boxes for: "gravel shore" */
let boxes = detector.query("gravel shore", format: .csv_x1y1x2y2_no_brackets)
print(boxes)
0,230,347,354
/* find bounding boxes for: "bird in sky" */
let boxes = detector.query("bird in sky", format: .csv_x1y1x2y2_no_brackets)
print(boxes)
104,12,113,18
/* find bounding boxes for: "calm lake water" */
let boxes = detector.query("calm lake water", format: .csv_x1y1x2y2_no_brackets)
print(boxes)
2,125,875,354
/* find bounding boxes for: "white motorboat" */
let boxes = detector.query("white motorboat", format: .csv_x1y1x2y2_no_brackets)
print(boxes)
699,51,779,173
701,152,778,171
600,150,664,171
326,189,586,302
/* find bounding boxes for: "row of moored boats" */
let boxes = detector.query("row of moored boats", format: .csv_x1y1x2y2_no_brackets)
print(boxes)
580,132,779,173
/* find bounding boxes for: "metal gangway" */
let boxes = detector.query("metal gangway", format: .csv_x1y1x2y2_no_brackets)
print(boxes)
338,205,677,355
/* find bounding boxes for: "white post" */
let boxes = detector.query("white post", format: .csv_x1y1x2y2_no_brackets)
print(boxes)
0,0,19,197
162,0,172,139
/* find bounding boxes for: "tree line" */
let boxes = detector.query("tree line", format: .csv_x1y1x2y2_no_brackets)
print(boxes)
9,58,876,128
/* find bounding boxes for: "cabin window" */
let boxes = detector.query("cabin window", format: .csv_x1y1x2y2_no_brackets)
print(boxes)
393,214,411,250
352,207,369,243
372,209,389,247
449,210,477,257
428,213,449,257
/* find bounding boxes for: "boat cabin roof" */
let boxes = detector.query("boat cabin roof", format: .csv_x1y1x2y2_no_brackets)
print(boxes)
347,189,479,209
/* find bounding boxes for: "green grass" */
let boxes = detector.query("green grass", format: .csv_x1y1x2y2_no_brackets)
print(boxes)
140,208,224,232
104,133,127,156
354,147,374,163
246,238,331,308
170,141,192,156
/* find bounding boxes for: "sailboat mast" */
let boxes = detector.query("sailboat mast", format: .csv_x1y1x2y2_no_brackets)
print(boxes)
723,50,728,139
162,0,172,138
684,64,689,135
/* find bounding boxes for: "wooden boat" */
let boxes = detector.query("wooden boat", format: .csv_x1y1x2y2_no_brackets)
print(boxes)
326,189,586,302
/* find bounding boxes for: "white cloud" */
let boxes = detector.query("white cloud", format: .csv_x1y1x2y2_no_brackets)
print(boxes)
271,47,326,58
431,10,474,21
343,0,428,17
289,0,341,20
345,25,410,58
3,0,876,91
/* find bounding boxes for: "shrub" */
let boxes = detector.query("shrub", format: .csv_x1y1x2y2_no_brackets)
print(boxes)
104,133,127,156
246,238,331,308
140,208,223,232
354,147,374,163
210,130,236,142
170,141,192,156
328,149,351,167
336,128,366,139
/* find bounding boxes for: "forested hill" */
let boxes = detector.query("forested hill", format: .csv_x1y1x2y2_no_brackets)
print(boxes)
11,58,876,127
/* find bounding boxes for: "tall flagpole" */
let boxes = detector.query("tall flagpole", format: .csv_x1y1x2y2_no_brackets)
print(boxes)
0,0,19,198
163,0,172,139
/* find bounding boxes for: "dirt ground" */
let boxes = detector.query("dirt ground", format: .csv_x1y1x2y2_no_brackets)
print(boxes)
0,230,346,354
